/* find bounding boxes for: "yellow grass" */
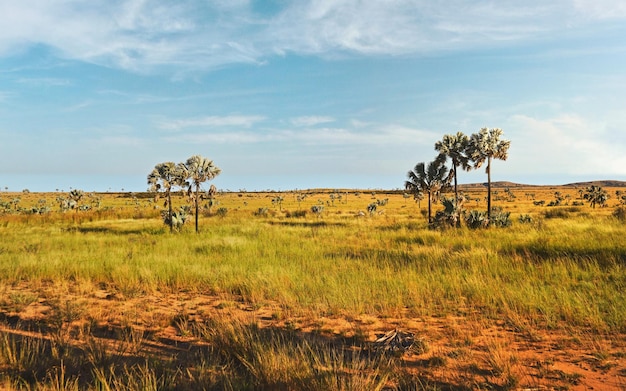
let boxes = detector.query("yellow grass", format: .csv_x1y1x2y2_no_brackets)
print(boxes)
0,184,625,390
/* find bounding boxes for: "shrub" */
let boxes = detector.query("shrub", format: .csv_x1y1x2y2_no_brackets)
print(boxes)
162,206,190,231
285,210,307,218
432,198,458,229
465,210,488,229
254,207,269,217
518,214,532,224
543,209,569,219
613,206,626,222
376,198,388,206
311,205,324,215
490,208,512,228
216,207,228,217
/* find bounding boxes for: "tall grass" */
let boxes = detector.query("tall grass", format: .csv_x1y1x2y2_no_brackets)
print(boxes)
1,199,625,329
1,188,625,388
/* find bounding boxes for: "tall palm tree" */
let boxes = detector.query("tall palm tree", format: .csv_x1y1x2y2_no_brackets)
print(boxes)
405,155,449,224
468,128,511,224
435,132,470,226
180,155,221,233
147,162,185,232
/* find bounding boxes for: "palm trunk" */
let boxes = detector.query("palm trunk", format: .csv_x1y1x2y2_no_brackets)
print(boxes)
167,190,173,232
428,192,433,224
195,185,200,233
453,164,458,203
486,156,492,225
453,164,460,228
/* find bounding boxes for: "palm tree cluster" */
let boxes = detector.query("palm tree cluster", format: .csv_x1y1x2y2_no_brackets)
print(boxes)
147,155,221,233
406,128,511,226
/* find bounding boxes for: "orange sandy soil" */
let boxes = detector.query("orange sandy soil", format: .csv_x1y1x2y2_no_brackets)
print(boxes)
2,286,626,390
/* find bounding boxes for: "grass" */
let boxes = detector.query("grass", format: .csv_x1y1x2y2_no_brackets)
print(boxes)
0,186,625,389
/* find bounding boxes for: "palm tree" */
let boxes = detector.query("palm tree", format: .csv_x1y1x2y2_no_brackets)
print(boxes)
468,128,511,224
68,189,84,211
180,155,221,233
583,185,608,208
147,162,185,232
405,155,449,224
435,132,470,226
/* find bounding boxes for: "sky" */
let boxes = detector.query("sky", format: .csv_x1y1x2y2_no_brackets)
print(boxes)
1,0,625,192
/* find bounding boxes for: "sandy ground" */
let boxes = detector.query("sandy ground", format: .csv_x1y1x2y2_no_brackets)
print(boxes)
2,287,626,390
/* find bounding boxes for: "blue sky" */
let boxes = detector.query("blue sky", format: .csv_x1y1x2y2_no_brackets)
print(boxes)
1,0,625,192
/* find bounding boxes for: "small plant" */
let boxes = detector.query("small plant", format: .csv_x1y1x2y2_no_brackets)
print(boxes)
254,207,269,217
286,210,307,218
161,206,189,231
613,206,626,222
518,214,532,224
465,210,488,229
216,207,228,217
375,198,388,206
490,207,511,227
367,203,377,216
311,205,324,216
271,196,284,211
432,197,459,228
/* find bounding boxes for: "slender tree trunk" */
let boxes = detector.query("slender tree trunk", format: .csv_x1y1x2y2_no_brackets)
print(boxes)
486,156,492,225
428,192,433,224
453,164,460,228
195,185,200,233
453,164,458,204
167,190,173,232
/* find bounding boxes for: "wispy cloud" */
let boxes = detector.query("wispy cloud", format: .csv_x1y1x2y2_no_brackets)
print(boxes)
157,115,266,131
0,91,11,102
63,100,92,112
16,77,71,87
290,116,335,127
509,114,626,176
1,1,624,74
166,120,440,149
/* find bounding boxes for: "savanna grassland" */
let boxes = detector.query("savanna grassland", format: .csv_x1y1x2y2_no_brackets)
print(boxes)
1,184,626,390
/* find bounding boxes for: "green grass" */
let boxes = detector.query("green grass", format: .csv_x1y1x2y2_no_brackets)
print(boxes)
2,200,625,329
0,189,625,389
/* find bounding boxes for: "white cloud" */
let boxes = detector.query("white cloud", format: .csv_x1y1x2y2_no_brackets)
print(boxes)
573,0,626,19
63,100,92,112
1,1,624,73
99,135,143,147
164,131,267,144
164,121,440,150
157,115,266,131
16,77,71,87
290,116,335,127
509,114,626,177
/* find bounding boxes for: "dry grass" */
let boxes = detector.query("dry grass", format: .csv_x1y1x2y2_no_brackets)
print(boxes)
0,185,625,389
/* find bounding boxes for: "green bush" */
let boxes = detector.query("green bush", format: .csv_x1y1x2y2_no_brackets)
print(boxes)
518,214,532,224
490,207,511,227
465,210,488,229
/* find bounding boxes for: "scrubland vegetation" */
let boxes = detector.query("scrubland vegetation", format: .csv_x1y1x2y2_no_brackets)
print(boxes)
1,183,626,390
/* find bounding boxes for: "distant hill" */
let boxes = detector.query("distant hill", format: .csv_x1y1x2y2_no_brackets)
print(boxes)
562,180,626,188
459,180,626,189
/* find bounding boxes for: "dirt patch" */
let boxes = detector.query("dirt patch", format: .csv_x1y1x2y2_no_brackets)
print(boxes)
1,287,626,390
